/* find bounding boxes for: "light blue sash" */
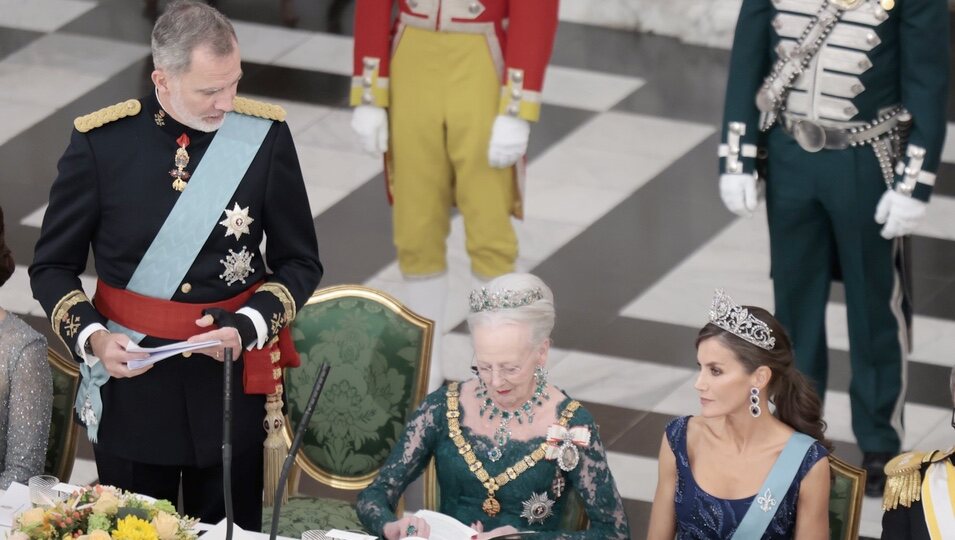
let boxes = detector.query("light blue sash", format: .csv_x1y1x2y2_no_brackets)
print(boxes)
77,112,272,441
730,432,815,539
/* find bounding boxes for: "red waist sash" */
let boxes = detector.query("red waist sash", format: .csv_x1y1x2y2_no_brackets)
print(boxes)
94,279,300,395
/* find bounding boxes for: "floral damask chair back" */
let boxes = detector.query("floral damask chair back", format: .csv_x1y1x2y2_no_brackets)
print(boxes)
828,453,866,540
44,347,80,482
263,285,434,536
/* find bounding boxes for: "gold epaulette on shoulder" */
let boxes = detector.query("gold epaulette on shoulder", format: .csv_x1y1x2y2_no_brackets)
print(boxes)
74,99,141,133
883,450,931,511
232,96,286,122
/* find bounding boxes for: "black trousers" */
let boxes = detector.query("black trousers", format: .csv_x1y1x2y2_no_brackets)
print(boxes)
94,444,264,532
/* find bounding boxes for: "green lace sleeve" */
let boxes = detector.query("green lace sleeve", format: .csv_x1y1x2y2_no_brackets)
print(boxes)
534,407,631,539
356,387,446,536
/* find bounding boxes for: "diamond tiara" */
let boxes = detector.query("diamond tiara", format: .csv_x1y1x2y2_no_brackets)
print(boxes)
708,289,776,350
469,287,544,313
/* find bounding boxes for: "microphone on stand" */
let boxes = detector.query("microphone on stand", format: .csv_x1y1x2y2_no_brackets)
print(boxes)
269,362,331,540
222,347,235,540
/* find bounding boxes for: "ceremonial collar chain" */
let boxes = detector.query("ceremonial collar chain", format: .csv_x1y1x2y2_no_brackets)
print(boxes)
709,289,776,350
469,287,543,313
444,382,579,518
476,374,550,462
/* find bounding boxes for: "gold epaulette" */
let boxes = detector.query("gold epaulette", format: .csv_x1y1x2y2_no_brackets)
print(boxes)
74,99,141,133
232,96,286,122
883,450,935,511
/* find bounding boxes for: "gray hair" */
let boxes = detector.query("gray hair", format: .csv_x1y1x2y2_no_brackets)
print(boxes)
466,273,556,347
152,0,237,75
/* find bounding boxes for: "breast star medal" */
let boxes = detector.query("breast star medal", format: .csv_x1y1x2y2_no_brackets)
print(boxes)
219,246,255,286
220,203,254,240
520,492,555,525
170,133,191,191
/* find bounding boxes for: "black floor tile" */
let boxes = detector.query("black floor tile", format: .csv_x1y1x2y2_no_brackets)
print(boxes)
240,63,351,108
0,26,42,61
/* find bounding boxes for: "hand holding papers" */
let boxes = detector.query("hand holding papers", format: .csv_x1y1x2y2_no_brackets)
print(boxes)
126,339,221,369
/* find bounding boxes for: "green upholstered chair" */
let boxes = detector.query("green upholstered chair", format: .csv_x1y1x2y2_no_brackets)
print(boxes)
829,453,866,540
44,348,80,482
263,285,434,536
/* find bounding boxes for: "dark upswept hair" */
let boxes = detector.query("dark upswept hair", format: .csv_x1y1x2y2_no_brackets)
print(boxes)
152,0,237,75
0,207,14,288
696,306,833,451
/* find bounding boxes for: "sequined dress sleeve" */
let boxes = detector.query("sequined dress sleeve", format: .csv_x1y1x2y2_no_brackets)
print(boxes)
0,314,52,489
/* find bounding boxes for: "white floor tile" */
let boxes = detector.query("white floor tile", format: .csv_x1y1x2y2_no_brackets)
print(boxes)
273,32,354,76
605,451,660,502
620,208,955,368
943,122,955,164
294,107,369,155
232,21,312,65
542,66,644,112
241,94,334,137
916,194,955,242
297,143,382,194
550,351,692,413
67,457,97,487
0,63,104,107
2,32,148,78
19,203,47,229
0,0,96,32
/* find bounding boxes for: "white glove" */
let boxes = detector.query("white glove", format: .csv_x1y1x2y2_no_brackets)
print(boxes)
719,172,762,217
351,105,388,155
874,190,927,239
488,115,530,168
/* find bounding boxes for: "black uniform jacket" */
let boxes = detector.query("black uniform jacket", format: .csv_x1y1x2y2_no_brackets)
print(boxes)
29,93,323,467
881,456,955,540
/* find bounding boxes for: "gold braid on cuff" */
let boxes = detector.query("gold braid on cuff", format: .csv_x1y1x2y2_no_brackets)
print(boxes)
259,282,297,323
51,290,91,336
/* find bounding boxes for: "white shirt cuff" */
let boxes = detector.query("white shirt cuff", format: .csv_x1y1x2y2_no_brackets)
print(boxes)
236,307,267,350
76,323,109,366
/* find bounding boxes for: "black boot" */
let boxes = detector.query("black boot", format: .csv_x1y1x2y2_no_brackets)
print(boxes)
862,451,894,497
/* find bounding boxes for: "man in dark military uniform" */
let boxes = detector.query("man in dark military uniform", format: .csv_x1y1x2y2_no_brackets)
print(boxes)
29,1,322,530
881,367,955,539
718,0,948,496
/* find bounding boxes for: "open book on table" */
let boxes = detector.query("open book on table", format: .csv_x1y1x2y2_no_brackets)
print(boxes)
412,510,477,540
410,510,534,539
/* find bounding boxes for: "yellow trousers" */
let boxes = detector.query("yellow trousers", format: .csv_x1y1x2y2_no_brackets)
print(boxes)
389,27,518,278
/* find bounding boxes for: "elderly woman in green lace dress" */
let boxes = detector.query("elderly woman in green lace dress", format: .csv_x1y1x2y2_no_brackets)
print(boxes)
357,273,630,539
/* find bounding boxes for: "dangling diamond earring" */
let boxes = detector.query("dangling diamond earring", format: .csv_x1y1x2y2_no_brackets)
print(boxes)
749,387,761,418
534,365,548,385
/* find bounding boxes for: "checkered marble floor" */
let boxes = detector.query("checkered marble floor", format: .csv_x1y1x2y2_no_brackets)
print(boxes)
2,1,955,538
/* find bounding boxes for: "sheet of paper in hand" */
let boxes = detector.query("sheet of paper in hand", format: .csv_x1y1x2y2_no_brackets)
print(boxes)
413,509,478,540
126,339,222,369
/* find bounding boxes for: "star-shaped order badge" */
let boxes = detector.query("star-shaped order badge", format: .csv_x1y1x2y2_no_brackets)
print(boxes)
220,202,254,240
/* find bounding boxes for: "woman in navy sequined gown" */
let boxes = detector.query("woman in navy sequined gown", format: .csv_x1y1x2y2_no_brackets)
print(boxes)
647,291,832,539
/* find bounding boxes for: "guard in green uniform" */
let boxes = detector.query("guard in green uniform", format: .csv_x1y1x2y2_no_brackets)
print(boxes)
718,0,948,496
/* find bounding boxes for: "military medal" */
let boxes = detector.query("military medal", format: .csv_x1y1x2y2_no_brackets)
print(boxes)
219,246,255,286
170,133,191,191
520,492,555,525
482,496,501,517
551,472,565,499
220,202,255,240
544,424,591,472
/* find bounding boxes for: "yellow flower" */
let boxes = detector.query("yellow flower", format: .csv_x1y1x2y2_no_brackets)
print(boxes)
151,512,180,540
17,507,47,528
92,492,120,515
111,516,159,540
